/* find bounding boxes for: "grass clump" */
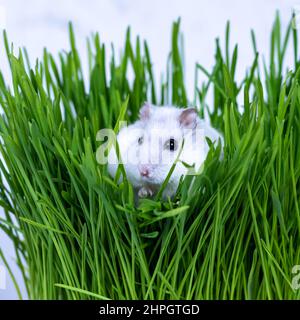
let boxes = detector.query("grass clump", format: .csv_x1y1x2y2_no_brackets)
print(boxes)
0,14,300,300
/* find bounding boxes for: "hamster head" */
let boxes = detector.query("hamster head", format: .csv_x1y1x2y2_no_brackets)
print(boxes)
122,103,204,188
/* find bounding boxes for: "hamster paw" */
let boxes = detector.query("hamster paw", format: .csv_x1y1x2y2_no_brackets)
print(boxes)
138,186,154,198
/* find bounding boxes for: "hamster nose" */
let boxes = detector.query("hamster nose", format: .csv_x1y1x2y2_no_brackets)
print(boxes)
140,168,149,177
139,165,150,177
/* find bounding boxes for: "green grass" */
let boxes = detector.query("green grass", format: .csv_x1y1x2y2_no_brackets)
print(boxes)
0,13,300,299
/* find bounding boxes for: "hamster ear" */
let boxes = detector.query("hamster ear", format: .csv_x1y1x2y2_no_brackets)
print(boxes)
179,108,198,129
139,102,152,121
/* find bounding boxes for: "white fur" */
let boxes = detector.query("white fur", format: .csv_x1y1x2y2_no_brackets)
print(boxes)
107,105,223,199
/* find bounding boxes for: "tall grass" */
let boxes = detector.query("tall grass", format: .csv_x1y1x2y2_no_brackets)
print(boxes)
0,14,300,299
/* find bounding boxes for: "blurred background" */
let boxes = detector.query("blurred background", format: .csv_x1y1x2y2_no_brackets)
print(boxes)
0,0,297,299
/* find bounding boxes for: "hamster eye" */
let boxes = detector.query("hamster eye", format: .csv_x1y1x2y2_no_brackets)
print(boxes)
138,136,144,145
165,138,177,151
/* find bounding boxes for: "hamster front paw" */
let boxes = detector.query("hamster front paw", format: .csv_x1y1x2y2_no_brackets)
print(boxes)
138,186,154,198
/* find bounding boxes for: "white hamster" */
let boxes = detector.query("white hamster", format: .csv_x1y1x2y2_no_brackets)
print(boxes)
107,103,223,199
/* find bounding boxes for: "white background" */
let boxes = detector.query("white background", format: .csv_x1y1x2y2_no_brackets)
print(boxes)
0,0,297,299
